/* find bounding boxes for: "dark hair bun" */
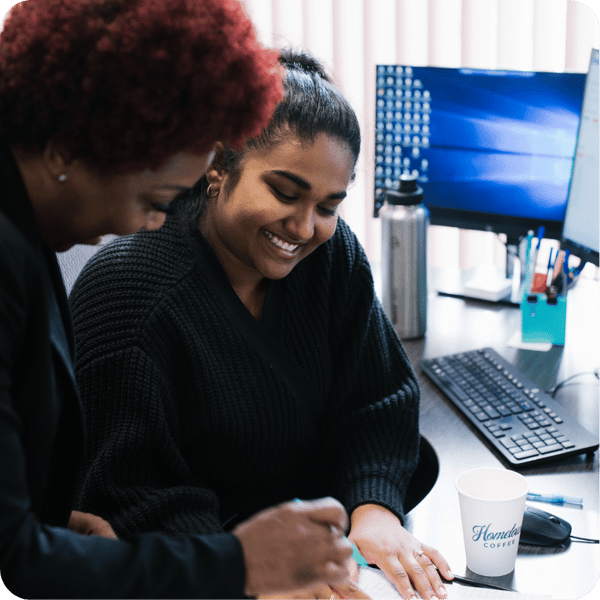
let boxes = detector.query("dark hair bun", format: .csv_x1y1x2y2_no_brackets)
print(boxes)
279,48,333,83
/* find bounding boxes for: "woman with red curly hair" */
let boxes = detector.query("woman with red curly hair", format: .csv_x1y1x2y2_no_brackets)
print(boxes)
0,1,353,598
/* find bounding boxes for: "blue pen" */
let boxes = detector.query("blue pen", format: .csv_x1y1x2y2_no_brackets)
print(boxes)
572,260,587,277
536,226,545,243
527,492,583,506
545,248,555,291
350,542,369,566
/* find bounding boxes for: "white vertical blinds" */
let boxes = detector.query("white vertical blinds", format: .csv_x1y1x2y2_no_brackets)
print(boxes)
243,0,599,278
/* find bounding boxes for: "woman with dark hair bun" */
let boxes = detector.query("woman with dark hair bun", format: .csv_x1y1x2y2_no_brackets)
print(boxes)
72,48,454,600
0,2,353,598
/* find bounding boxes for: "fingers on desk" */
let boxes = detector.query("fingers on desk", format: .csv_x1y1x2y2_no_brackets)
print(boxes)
422,544,453,582
379,550,448,600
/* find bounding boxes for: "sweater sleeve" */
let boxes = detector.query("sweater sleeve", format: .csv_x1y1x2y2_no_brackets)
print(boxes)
76,345,223,537
324,227,420,525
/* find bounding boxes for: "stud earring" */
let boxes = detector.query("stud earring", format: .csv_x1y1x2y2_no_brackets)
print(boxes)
206,184,219,198
58,174,67,182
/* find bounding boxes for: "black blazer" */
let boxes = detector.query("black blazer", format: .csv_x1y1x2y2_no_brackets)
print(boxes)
0,144,246,599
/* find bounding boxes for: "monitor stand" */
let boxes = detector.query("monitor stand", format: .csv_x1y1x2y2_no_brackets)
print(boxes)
434,238,525,306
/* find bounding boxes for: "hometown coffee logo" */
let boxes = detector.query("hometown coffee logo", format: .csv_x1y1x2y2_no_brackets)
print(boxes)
472,524,521,548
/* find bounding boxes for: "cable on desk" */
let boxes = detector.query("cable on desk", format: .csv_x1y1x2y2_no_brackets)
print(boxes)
570,535,600,544
546,369,600,398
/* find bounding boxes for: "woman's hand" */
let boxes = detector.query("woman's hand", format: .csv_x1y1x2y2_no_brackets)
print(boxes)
349,504,453,600
67,510,118,539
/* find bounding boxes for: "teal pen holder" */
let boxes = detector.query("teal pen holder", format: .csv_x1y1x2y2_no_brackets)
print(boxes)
520,293,567,345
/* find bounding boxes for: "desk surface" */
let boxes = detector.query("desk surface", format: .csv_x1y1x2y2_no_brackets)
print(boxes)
401,278,599,600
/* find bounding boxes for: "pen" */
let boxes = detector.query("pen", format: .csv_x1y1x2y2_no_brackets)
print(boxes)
545,248,555,291
527,492,583,506
550,251,564,290
524,230,533,272
533,226,544,263
529,226,545,293
522,230,534,298
572,259,587,277
525,230,533,253
350,541,369,566
536,225,545,244
562,249,570,295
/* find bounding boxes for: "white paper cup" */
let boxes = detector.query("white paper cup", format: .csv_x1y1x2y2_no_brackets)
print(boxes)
456,467,529,577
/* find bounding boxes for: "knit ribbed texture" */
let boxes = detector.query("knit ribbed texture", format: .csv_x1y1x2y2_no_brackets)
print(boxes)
70,215,420,536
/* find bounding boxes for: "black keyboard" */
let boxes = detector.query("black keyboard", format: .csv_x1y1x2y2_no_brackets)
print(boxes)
422,348,599,467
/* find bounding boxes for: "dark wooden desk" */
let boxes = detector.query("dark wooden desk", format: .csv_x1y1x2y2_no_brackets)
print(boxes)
401,278,599,599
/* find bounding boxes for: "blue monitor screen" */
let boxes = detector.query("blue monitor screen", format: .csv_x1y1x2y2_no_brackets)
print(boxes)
374,65,586,240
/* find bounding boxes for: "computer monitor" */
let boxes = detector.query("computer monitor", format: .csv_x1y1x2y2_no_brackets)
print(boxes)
561,49,599,267
374,65,587,244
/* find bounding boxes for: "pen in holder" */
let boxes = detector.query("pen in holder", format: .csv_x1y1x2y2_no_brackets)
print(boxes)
520,291,567,345
520,240,568,346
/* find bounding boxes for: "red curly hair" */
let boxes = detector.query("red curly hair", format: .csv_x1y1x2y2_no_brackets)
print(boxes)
0,0,282,173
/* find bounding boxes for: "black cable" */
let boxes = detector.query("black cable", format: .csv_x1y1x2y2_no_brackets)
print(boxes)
570,535,600,544
546,370,600,398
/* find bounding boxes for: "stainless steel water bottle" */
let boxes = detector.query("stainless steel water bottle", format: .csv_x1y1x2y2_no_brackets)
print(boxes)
380,173,429,339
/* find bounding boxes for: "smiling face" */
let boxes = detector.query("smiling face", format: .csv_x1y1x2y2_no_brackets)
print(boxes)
201,133,354,286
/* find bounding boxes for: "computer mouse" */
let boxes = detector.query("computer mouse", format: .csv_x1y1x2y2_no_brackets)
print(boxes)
519,506,572,546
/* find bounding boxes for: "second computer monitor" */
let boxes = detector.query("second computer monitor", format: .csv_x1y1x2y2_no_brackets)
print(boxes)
374,65,586,242
561,49,599,267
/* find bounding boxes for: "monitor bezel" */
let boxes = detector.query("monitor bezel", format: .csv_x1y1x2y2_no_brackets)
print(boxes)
560,48,600,267
427,206,563,244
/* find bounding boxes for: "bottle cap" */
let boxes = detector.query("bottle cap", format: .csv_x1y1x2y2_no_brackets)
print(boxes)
384,173,424,206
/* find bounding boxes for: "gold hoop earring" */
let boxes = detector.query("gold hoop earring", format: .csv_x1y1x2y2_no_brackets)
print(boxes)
206,184,219,198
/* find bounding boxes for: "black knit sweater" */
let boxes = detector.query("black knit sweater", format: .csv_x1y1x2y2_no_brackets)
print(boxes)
70,214,421,537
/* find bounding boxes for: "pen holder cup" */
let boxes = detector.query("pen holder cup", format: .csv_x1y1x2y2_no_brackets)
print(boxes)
520,293,567,345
